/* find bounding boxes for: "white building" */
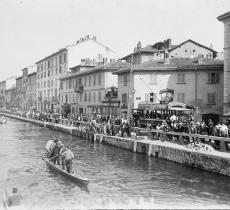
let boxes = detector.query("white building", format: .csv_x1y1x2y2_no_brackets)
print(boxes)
36,35,116,112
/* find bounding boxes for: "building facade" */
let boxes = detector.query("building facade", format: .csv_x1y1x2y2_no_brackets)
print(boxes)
218,11,230,115
26,72,37,110
36,35,116,113
16,76,23,110
0,81,6,107
5,87,17,108
121,39,217,65
115,57,224,122
59,61,128,116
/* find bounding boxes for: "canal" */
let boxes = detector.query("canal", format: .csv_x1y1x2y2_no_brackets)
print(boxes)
0,117,230,209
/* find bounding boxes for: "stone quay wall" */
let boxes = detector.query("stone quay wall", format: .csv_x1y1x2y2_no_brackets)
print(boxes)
3,113,230,177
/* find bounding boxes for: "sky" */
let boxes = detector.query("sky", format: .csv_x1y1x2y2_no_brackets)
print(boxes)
0,0,229,80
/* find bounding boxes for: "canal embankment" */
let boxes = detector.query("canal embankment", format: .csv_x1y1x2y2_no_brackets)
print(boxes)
2,113,230,177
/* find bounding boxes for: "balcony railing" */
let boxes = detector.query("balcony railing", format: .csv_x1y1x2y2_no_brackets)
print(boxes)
74,85,84,93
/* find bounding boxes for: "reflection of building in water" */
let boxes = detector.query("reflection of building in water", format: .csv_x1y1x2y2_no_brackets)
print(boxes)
114,57,223,123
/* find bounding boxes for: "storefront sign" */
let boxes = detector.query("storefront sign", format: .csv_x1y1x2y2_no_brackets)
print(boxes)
136,97,141,100
168,101,186,109
138,103,167,110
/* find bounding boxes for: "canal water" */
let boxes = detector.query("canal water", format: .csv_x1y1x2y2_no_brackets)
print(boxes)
0,118,230,209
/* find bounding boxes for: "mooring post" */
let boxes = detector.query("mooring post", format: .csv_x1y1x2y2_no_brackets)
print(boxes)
133,141,137,152
148,144,152,156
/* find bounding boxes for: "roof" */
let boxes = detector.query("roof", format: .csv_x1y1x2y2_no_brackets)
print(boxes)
169,39,217,54
36,48,67,64
16,76,22,80
60,61,129,80
121,45,159,60
113,57,223,74
217,11,230,21
27,72,37,77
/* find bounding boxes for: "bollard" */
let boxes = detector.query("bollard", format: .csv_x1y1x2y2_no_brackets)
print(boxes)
133,141,137,152
148,144,152,156
100,135,103,143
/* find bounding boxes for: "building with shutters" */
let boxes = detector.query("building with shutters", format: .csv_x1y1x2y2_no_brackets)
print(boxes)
59,61,129,116
114,57,224,123
36,35,116,113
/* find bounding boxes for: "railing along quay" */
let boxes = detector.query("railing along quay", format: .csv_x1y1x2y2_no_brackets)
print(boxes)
131,127,230,152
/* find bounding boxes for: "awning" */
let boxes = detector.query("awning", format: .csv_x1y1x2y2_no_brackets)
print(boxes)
169,107,191,111
29,106,36,110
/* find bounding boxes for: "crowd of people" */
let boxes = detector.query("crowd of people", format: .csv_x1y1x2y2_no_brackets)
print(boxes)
155,114,230,138
2,108,230,140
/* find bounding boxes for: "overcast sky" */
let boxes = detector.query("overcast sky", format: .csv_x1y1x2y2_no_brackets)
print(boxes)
0,0,229,80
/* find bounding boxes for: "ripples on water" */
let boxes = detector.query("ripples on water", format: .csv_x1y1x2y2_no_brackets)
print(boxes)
0,118,230,209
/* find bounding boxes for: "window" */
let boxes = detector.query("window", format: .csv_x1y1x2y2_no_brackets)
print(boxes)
93,92,96,102
89,76,91,86
44,81,46,88
55,88,57,98
98,91,101,101
121,93,128,107
98,74,101,86
41,73,43,79
65,94,68,103
80,93,82,102
37,66,40,72
59,55,62,64
84,77,87,86
51,80,53,87
207,93,216,104
69,79,72,89
48,60,50,68
84,93,87,102
38,83,40,89
48,80,50,87
59,66,62,74
44,72,46,78
48,70,50,77
177,73,185,83
64,54,66,63
88,92,91,102
177,92,185,103
124,74,128,86
60,81,63,90
145,93,156,102
149,74,157,84
41,64,43,71
38,74,40,80
208,72,220,84
93,75,96,86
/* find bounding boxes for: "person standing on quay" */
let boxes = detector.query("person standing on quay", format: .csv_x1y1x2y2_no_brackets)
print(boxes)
63,146,74,173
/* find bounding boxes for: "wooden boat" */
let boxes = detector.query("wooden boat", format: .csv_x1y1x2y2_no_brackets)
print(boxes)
41,152,89,185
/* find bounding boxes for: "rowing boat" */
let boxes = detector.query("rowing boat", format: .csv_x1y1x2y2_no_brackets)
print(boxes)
41,152,89,185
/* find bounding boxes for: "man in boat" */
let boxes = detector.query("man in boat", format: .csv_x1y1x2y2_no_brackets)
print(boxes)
62,146,74,173
5,187,23,207
52,141,64,165
60,145,68,170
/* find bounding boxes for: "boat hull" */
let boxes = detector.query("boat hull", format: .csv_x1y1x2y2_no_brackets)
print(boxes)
41,152,89,185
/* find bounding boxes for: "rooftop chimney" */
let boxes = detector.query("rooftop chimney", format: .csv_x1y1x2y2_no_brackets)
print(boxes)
164,49,170,64
167,39,172,49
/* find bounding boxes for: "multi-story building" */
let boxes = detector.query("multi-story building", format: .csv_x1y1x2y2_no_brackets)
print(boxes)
114,57,224,123
36,35,116,113
0,81,6,107
5,87,17,108
59,61,129,116
121,39,217,65
26,72,37,110
218,11,230,115
16,76,23,109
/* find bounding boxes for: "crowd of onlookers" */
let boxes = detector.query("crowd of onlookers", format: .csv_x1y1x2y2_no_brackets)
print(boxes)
154,114,230,138
1,108,230,139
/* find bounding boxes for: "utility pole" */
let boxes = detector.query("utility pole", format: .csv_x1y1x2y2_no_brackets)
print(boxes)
127,54,133,118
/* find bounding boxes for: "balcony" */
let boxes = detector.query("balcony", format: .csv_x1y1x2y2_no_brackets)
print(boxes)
74,85,84,93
